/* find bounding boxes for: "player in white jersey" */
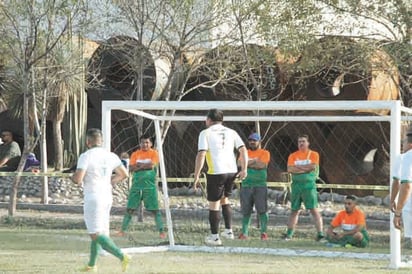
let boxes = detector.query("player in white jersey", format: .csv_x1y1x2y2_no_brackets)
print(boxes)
71,128,131,272
394,132,412,242
194,109,248,246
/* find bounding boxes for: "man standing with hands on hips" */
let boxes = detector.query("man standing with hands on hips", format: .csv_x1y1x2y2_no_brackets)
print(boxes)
194,109,248,246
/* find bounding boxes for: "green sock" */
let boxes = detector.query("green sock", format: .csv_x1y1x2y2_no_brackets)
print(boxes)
88,240,98,267
318,231,324,237
121,212,132,232
241,214,251,235
154,211,164,232
259,213,268,234
287,228,294,238
96,235,124,260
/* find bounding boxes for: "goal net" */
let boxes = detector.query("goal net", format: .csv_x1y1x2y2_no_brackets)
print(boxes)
102,100,410,269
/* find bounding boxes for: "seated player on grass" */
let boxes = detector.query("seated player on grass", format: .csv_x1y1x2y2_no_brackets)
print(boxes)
326,195,369,247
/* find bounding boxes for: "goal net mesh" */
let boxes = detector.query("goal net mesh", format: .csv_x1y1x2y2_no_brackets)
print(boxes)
102,100,410,268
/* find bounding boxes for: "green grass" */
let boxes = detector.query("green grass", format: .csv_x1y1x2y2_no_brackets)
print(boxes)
0,228,407,274
0,212,409,273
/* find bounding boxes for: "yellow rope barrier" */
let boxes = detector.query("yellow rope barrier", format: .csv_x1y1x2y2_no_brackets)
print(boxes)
0,172,72,177
0,173,389,191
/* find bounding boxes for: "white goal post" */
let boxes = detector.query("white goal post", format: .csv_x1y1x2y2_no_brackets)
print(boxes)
102,100,411,269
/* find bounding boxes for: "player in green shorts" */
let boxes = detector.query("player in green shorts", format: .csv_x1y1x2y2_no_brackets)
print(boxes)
326,195,369,247
117,135,165,239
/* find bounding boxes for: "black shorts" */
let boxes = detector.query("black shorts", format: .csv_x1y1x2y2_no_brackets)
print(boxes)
240,186,268,215
206,173,237,202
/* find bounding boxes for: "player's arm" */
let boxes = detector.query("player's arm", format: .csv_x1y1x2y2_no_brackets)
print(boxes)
394,182,412,229
193,150,206,188
390,178,400,212
71,168,86,186
237,146,248,180
248,151,269,170
135,162,154,171
0,157,9,167
111,165,128,185
340,224,364,237
287,164,316,174
326,224,338,239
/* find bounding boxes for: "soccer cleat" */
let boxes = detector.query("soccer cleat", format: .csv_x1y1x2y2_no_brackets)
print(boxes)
121,254,131,272
316,234,326,242
79,265,97,272
261,233,269,241
205,235,222,246
238,233,248,240
159,232,167,239
282,233,292,241
221,231,234,240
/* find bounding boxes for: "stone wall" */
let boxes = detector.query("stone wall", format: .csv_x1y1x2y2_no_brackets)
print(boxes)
0,176,390,213
0,176,130,206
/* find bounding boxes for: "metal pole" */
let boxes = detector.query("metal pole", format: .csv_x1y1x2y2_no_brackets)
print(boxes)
154,119,175,246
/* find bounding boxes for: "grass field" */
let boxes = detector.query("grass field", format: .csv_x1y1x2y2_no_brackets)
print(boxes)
0,227,408,274
1,210,412,274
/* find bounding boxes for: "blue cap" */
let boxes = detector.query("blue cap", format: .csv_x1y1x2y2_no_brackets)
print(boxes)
248,133,261,141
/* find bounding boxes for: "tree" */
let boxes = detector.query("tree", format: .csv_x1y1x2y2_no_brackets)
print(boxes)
255,0,411,103
0,0,90,215
106,0,232,142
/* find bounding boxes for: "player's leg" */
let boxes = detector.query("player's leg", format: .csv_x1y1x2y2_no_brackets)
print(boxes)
221,173,237,239
96,201,112,256
239,187,253,238
119,188,142,234
82,196,99,270
254,186,269,239
303,187,324,240
205,174,224,245
90,198,131,271
143,188,166,238
285,184,302,240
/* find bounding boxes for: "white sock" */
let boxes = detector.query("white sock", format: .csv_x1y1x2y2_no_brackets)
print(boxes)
225,229,233,234
212,233,219,239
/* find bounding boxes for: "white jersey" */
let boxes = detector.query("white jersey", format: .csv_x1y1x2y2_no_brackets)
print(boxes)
393,154,402,180
399,151,412,211
77,147,123,198
401,150,412,183
198,123,245,174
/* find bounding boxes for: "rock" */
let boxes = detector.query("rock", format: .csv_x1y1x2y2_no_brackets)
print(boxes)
319,192,331,202
364,195,382,206
321,207,335,217
382,194,391,207
331,193,345,203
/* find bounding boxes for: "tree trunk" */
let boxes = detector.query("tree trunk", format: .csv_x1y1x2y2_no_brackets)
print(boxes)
53,119,63,171
8,176,21,216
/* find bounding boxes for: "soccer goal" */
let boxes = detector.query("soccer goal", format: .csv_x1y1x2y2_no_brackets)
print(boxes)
102,100,411,269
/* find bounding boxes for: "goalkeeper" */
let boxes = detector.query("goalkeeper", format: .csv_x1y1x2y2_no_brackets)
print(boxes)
117,135,165,239
194,109,248,246
238,133,271,240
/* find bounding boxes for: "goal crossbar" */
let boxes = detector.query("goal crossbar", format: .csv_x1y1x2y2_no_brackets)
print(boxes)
102,100,405,269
